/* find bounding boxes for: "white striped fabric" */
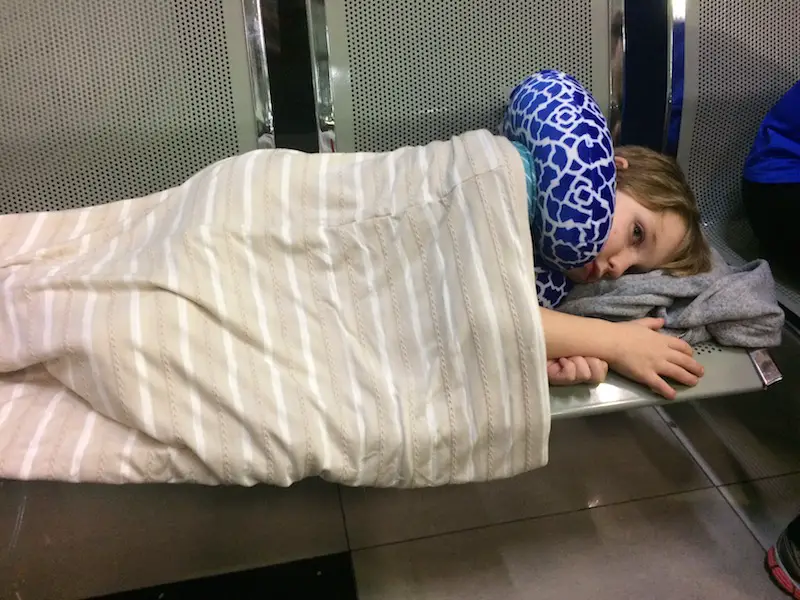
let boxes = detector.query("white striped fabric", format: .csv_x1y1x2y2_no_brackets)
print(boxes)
0,130,550,487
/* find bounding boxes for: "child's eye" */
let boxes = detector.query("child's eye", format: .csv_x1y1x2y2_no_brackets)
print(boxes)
632,223,645,245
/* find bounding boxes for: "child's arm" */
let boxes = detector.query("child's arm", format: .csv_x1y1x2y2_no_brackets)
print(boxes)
540,308,704,399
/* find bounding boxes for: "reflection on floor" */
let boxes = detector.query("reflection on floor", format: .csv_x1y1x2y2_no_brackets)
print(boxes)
89,330,800,600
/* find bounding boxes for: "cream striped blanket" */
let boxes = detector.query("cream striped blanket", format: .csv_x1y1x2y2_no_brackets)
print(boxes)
0,130,550,487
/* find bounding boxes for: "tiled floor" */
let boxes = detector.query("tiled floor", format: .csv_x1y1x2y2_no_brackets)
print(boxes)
99,397,799,599
347,400,799,600
352,490,781,600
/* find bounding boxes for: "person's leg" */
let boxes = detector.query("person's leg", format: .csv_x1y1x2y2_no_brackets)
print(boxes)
742,179,800,271
766,512,800,598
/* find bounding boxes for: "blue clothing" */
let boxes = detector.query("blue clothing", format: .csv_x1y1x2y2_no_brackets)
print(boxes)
665,21,685,156
743,81,800,184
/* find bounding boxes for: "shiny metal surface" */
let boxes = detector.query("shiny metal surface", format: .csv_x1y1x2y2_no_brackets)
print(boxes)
609,0,625,144
676,0,800,316
305,0,336,152
749,348,784,387
551,343,765,420
242,0,276,149
319,0,602,153
0,0,258,215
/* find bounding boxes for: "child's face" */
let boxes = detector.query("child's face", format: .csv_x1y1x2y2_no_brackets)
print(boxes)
567,189,688,284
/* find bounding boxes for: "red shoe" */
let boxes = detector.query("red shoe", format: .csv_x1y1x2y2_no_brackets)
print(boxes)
766,515,800,599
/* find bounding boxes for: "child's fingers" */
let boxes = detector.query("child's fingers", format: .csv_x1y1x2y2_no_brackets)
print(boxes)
670,351,704,377
647,374,677,400
571,356,592,381
586,357,608,382
632,317,665,331
668,337,694,356
660,362,700,388
547,360,562,378
548,359,578,386
561,359,577,381
550,357,611,385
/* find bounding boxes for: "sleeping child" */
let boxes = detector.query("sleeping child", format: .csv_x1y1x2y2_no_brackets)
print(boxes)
0,69,713,486
0,71,710,410
502,70,711,396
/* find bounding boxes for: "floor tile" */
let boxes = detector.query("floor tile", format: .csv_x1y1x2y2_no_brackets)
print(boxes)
353,489,785,600
721,472,800,549
91,552,358,600
341,408,711,549
662,329,800,486
0,478,347,600
662,387,800,486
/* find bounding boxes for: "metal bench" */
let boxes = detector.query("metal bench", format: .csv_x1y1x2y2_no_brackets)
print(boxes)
305,0,785,416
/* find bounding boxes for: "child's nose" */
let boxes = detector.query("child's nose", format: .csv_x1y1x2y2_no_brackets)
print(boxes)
607,254,633,279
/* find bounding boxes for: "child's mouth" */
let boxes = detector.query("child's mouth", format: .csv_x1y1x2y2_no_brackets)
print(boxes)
585,261,600,282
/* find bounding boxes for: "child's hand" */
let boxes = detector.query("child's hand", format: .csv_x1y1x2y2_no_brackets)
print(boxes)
607,317,704,400
547,356,609,386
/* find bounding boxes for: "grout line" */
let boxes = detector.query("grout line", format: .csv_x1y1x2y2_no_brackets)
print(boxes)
336,486,361,599
336,487,362,598
714,482,773,550
709,470,800,488
349,484,715,553
653,406,800,487
336,485,353,551
653,405,798,551
653,404,768,547
653,404,724,487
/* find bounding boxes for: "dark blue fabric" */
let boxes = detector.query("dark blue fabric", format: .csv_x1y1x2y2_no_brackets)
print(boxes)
665,20,685,157
743,81,800,184
502,70,616,309
617,0,669,151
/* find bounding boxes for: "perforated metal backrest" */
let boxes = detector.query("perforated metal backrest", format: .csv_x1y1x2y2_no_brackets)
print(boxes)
678,0,800,231
320,0,610,152
675,0,800,315
0,0,259,215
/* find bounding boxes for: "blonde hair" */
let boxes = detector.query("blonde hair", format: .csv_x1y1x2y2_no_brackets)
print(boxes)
614,145,712,276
